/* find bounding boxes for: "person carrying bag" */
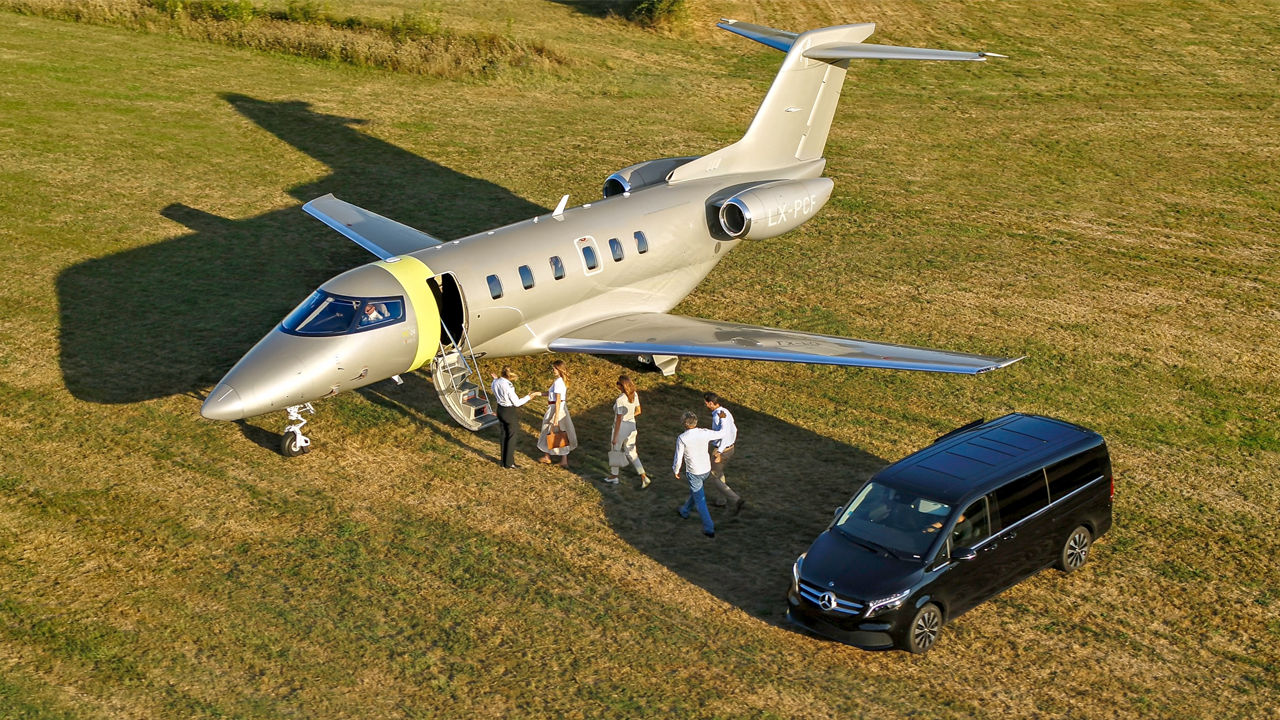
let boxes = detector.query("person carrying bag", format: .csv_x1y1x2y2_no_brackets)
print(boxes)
605,374,649,488
537,360,577,467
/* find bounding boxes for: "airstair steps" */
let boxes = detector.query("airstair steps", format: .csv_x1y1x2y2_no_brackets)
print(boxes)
431,329,497,432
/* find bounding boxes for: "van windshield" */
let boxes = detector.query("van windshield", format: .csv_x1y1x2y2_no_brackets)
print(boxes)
835,481,951,559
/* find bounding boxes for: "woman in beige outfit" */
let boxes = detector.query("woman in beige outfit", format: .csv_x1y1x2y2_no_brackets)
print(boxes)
606,375,649,488
537,359,578,467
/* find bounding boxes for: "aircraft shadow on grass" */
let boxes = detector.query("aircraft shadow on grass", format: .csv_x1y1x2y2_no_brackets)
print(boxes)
556,384,889,625
55,94,547,407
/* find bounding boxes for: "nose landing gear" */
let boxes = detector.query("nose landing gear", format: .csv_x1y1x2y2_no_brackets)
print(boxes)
281,403,315,457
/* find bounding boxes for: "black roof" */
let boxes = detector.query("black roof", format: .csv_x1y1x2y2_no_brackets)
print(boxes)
873,414,1104,506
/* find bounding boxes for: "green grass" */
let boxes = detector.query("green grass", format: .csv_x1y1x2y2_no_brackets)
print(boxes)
1,0,1279,717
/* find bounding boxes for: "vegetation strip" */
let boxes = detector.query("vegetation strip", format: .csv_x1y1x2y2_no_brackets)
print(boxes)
0,0,569,78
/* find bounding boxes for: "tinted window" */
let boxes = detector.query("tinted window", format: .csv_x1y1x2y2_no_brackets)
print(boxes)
518,265,534,289
950,497,992,550
634,231,649,254
356,299,403,329
609,238,624,262
835,481,951,559
550,256,565,280
994,472,1049,528
283,293,405,336
582,245,599,270
1047,446,1108,501
486,274,503,300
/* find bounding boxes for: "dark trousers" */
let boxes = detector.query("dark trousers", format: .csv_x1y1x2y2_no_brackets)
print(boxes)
496,404,520,468
705,444,739,505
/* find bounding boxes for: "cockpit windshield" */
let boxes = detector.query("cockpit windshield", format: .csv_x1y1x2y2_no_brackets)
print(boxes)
281,291,405,336
834,481,951,560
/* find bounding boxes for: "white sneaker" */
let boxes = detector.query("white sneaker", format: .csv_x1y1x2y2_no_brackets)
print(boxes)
604,476,620,484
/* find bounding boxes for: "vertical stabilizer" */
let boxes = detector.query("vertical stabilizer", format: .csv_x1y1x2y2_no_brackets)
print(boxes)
669,22,875,183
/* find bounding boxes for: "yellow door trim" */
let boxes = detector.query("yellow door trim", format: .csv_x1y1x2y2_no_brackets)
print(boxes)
375,256,440,372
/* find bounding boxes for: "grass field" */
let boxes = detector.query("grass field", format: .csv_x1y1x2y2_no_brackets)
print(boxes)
2,0,1279,717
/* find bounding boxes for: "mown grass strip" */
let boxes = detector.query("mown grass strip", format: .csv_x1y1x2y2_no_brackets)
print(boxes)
0,0,570,78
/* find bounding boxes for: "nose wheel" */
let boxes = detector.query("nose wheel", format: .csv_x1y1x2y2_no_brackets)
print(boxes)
281,403,315,457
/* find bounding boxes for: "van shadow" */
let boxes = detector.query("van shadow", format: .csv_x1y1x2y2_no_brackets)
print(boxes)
567,384,889,622
56,95,546,405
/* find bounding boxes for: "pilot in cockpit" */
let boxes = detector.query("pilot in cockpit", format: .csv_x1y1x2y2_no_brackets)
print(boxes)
359,302,386,326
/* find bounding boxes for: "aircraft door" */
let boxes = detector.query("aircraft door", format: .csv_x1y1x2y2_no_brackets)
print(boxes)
428,272,468,346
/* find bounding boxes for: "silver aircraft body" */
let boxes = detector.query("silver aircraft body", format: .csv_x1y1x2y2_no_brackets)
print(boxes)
200,19,1016,453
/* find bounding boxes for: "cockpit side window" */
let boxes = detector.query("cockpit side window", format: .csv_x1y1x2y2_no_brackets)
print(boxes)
282,291,404,336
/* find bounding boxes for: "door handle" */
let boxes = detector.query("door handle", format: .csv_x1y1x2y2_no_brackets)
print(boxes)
1003,532,1017,540
982,544,998,552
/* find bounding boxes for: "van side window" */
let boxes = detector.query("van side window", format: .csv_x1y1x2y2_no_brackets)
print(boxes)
994,472,1049,528
518,265,534,290
609,238,624,262
634,231,649,254
486,274,503,300
950,497,992,550
1046,446,1108,501
550,256,565,280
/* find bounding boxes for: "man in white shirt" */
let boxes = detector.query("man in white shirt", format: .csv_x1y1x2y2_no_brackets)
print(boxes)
673,411,731,538
703,392,744,516
491,366,541,469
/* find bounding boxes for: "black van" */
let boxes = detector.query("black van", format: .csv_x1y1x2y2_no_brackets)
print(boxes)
787,414,1112,653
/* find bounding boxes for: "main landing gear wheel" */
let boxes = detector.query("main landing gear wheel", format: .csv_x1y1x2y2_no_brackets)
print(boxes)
1057,525,1092,573
280,403,315,457
905,603,943,654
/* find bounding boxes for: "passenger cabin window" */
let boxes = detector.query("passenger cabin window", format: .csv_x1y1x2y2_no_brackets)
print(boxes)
950,497,992,550
576,237,602,275
550,256,565,280
519,265,535,290
282,291,404,336
486,274,503,300
609,238,624,262
1046,447,1108,501
634,231,649,254
994,472,1050,528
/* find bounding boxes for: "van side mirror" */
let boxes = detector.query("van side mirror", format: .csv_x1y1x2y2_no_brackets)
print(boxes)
953,547,977,561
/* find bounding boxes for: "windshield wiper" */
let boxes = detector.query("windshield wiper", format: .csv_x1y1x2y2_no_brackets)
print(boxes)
837,528,903,560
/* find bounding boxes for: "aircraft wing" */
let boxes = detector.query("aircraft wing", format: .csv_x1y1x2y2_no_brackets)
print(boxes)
303,193,443,260
549,313,1021,375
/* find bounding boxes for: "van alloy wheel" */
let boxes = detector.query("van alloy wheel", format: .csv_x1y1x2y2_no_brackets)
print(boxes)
907,603,942,654
1058,526,1092,573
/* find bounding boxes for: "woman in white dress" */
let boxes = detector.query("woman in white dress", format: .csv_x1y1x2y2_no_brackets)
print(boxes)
537,359,578,467
606,375,649,488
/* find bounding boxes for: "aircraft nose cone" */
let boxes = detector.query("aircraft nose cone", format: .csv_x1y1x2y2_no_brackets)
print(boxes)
201,384,244,421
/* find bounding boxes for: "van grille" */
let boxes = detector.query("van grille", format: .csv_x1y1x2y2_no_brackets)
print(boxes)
798,581,863,615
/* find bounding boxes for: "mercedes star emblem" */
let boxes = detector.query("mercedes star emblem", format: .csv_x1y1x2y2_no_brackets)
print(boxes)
818,591,839,611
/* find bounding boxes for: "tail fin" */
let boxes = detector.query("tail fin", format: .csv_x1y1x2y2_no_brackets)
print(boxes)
669,20,999,183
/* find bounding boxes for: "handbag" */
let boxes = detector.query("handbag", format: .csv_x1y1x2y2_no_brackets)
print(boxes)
608,450,628,468
548,430,570,449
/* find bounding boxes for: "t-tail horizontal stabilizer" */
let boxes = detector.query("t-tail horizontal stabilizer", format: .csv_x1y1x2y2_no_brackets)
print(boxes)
550,313,1022,375
303,194,443,260
716,18,1004,61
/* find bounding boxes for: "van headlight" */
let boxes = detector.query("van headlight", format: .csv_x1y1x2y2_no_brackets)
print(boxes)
790,553,806,593
864,589,911,618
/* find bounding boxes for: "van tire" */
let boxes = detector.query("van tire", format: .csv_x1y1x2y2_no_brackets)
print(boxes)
1057,525,1091,573
905,603,943,654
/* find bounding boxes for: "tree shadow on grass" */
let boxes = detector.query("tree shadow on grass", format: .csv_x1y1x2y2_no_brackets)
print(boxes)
56,95,545,405
565,383,889,622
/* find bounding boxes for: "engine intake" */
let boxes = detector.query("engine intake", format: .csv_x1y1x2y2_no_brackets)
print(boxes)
718,178,834,240
603,157,700,198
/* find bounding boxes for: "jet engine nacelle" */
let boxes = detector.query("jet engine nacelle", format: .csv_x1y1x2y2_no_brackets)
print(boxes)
603,156,700,197
718,178,834,240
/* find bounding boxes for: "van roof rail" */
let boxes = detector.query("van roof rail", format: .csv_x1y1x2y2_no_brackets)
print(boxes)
933,418,986,444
